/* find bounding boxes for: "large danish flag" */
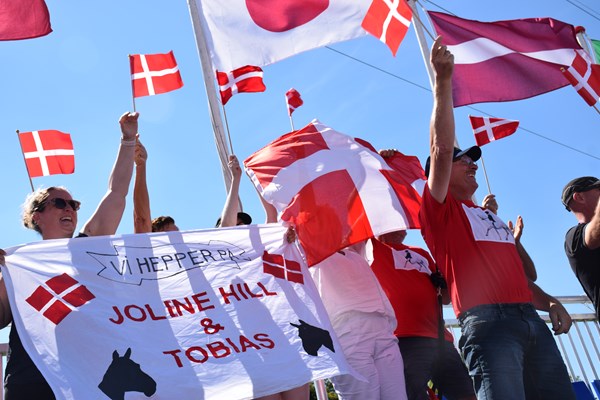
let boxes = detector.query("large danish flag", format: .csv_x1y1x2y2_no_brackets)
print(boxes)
361,0,412,56
18,130,74,178
245,120,423,266
562,50,600,106
130,51,183,97
26,273,95,325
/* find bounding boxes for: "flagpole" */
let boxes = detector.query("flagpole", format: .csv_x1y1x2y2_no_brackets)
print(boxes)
128,55,137,113
408,0,435,88
222,106,235,154
187,0,232,190
15,130,35,192
479,155,492,194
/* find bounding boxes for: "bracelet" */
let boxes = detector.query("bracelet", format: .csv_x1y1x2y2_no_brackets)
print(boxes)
120,138,136,147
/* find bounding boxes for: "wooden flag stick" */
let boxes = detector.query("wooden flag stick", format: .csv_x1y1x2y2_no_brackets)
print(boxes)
15,130,35,192
222,106,234,154
289,114,295,131
128,54,137,112
479,154,492,194
594,104,600,115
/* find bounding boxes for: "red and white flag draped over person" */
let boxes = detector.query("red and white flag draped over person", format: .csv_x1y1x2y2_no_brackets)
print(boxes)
244,120,424,266
194,0,372,72
562,50,600,106
216,65,266,105
361,0,412,56
18,130,74,178
285,88,303,116
129,51,184,98
469,116,519,147
2,225,353,399
0,0,52,41
428,11,583,107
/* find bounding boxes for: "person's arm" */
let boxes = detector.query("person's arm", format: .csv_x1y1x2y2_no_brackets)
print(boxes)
0,250,12,328
219,155,242,228
427,36,456,203
585,196,600,249
133,139,152,234
81,112,138,237
509,216,537,281
528,280,571,335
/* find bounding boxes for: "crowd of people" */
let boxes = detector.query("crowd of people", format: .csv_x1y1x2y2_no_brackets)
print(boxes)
0,37,596,400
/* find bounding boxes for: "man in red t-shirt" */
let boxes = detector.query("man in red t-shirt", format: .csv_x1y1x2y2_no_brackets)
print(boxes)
371,230,475,400
418,37,574,400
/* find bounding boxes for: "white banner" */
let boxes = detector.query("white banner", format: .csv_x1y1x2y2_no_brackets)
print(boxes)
3,224,351,399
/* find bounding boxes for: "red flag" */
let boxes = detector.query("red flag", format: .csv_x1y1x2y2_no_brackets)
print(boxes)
361,0,412,56
428,11,582,106
562,50,600,106
130,51,184,98
216,65,266,105
0,0,52,41
469,116,519,147
285,88,303,116
244,120,422,266
19,130,75,178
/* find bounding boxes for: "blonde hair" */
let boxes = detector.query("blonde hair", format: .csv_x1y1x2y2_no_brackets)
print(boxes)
22,186,70,234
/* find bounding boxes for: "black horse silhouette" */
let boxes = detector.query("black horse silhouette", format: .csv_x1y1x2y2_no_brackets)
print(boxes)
290,320,335,356
98,348,157,400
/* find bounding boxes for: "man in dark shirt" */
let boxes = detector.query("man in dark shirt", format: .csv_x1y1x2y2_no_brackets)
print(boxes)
563,176,600,319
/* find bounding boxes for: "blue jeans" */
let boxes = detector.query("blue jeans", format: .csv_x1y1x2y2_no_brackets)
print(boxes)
458,303,575,400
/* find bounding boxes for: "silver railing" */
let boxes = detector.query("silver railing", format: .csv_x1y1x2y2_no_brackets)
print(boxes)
316,295,600,400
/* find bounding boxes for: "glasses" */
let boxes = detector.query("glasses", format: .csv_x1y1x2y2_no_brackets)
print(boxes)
454,155,477,167
38,197,81,212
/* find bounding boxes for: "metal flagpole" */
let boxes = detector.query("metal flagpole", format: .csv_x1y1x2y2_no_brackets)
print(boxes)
186,0,232,190
15,130,35,192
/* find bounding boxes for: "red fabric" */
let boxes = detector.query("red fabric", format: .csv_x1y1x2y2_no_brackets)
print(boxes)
130,51,184,98
285,88,303,115
371,239,453,340
216,65,266,105
469,115,519,146
361,0,411,56
0,0,51,41
562,50,600,106
428,11,581,106
19,130,74,178
244,120,423,266
419,186,531,316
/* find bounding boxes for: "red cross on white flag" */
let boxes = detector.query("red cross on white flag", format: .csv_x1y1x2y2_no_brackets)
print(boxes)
216,65,266,105
130,51,184,98
562,50,600,106
18,130,75,178
469,115,519,147
245,120,423,266
285,88,303,116
361,0,412,56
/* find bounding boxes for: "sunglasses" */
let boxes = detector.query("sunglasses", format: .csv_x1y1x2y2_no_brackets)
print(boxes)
38,197,81,212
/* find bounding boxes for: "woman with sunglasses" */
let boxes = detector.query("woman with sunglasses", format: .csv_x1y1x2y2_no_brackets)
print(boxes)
0,111,139,400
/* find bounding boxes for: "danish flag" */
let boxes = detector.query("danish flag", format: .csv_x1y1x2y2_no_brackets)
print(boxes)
562,50,600,106
18,130,75,178
130,51,184,98
285,88,303,116
361,0,412,56
245,120,423,266
26,273,95,325
262,251,304,284
469,115,519,147
216,65,266,105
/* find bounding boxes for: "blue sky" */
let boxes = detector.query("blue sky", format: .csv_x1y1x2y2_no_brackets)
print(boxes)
0,0,599,322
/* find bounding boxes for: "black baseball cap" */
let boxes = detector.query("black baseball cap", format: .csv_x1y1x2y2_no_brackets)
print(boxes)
561,176,600,211
215,212,253,227
424,146,482,177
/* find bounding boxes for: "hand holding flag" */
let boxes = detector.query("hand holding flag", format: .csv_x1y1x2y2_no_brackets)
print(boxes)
469,116,519,146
